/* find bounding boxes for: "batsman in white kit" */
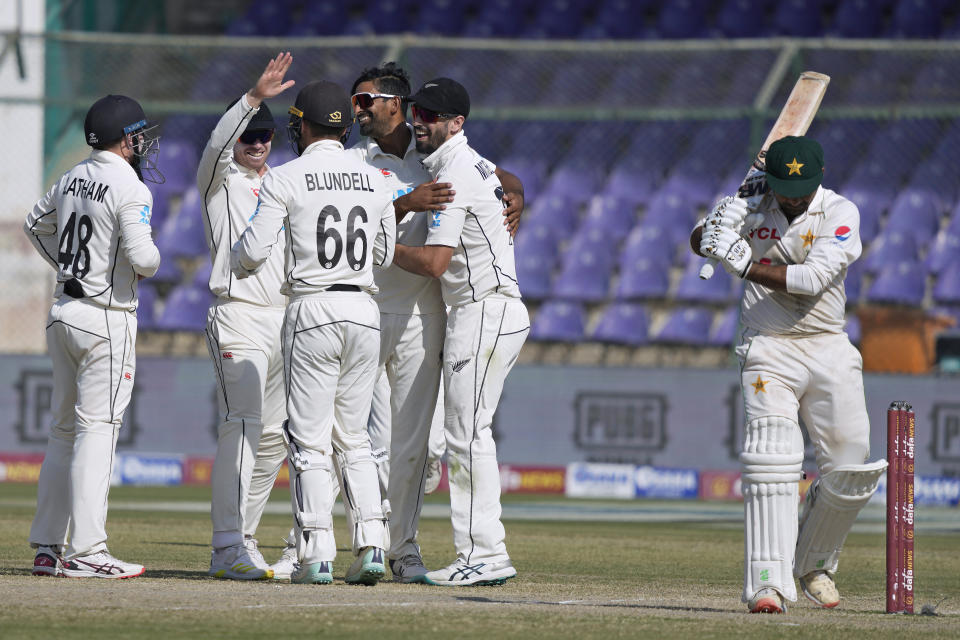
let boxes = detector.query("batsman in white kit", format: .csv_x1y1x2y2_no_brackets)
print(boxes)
25,94,162,578
232,80,396,585
198,53,298,580
393,78,530,586
692,136,887,613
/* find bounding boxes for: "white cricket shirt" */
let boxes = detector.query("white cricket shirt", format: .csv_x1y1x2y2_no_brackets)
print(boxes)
232,139,396,297
198,94,286,308
740,186,862,336
422,132,521,307
24,150,160,311
346,124,444,315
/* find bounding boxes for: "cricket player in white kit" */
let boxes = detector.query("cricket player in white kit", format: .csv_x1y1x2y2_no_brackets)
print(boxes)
693,136,886,613
198,53,297,580
232,80,396,585
25,95,162,578
393,78,529,587
345,62,526,583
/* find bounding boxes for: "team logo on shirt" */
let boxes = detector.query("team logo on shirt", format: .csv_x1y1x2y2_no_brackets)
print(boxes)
834,226,851,241
430,210,442,228
380,168,392,177
139,205,151,224
124,372,133,381
251,187,260,198
221,352,234,359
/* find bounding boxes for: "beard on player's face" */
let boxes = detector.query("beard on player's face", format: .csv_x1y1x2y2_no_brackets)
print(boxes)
774,190,816,218
413,121,450,155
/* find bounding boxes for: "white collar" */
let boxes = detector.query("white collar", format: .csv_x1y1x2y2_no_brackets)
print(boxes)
363,122,417,160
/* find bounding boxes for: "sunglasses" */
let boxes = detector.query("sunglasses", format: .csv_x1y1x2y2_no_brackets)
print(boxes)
351,92,400,109
238,129,275,145
411,105,453,124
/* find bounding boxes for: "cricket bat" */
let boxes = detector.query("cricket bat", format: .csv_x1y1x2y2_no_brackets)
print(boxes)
699,71,831,279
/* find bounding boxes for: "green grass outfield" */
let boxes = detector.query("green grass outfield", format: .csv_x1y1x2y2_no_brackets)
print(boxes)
0,484,957,639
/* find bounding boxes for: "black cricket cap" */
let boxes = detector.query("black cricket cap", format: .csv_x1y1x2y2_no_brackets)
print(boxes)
292,81,352,128
409,78,470,118
227,97,275,131
84,94,148,147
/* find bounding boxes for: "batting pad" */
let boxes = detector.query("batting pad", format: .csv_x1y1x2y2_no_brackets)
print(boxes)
740,416,804,602
286,448,336,563
794,460,888,577
336,448,387,554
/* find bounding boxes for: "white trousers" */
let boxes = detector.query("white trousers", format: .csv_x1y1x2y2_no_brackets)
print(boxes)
205,301,287,549
428,382,447,463
443,297,529,565
29,298,136,559
737,330,871,600
283,293,385,563
369,311,445,560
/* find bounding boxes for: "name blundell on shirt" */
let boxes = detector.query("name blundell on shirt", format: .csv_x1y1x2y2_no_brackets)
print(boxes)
62,177,109,203
304,171,376,193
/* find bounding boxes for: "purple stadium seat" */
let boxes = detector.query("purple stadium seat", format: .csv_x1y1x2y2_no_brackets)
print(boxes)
708,306,740,347
863,231,919,274
580,195,638,238
156,138,199,193
365,0,413,34
541,162,605,206
890,0,943,37
655,0,709,38
715,0,771,38
515,219,561,264
155,284,213,332
516,253,554,300
845,314,861,344
464,0,528,38
642,188,700,244
772,0,823,36
909,158,958,210
224,17,260,37
150,252,183,284
933,262,960,305
244,0,293,36
619,223,676,270
565,225,618,258
136,282,158,330
587,0,645,39
843,160,905,200
591,303,650,345
882,188,944,246
845,258,866,305
924,229,960,277
414,0,467,35
653,306,714,345
552,248,614,302
526,193,581,236
659,167,726,211
604,157,662,206
673,259,736,304
842,184,890,230
156,188,212,260
615,254,670,300
499,157,547,205
525,0,587,39
832,0,885,37
192,260,213,288
866,261,926,306
530,301,585,342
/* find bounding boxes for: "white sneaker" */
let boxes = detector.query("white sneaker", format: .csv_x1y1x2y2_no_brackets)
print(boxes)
243,537,270,570
270,543,298,581
800,570,840,608
209,543,273,580
345,546,385,585
424,460,442,494
748,587,786,614
389,553,430,584
424,558,516,586
32,546,63,577
62,550,145,579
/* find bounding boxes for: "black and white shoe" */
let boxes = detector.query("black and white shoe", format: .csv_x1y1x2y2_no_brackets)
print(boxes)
62,551,145,579
424,558,516,586
32,546,63,577
389,553,430,584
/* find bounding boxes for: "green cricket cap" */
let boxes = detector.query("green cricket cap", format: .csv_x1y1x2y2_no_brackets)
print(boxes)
764,135,824,198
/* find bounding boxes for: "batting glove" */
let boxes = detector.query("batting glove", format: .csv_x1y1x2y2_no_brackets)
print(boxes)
700,225,753,278
703,196,750,232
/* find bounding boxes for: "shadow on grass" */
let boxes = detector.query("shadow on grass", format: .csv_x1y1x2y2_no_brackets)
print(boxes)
147,541,208,548
146,568,217,580
455,595,729,614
